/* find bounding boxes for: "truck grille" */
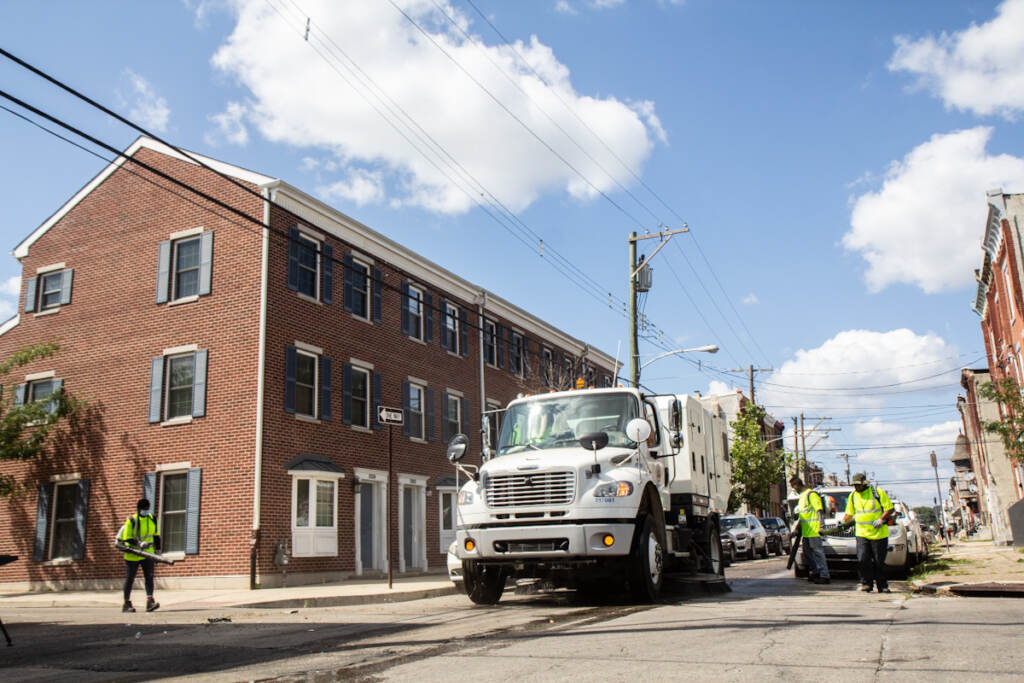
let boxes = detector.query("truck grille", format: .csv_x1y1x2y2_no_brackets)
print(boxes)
485,471,576,508
823,524,855,538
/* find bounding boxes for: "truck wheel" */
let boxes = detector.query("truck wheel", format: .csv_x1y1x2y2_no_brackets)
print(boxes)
629,515,664,602
700,520,725,577
463,561,507,605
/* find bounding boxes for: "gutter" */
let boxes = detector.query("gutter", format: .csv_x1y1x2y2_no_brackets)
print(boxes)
251,187,271,589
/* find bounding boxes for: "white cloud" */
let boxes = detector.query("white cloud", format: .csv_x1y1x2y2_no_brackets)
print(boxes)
589,0,626,8
707,379,739,396
759,328,959,413
554,1,577,15
888,0,1024,119
742,293,758,305
843,127,1024,293
121,69,170,133
317,169,386,206
208,0,661,214
205,101,249,146
0,276,19,320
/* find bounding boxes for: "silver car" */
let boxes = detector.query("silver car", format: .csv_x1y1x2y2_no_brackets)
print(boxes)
721,514,768,560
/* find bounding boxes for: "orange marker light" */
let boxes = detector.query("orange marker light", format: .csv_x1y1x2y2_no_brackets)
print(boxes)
464,539,476,552
602,535,615,547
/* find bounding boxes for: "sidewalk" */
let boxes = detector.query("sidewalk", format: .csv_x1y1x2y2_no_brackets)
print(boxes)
0,574,458,610
911,537,1024,597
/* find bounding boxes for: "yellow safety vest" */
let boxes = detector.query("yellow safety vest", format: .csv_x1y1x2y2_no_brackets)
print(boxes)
844,487,892,540
796,489,822,538
117,514,159,561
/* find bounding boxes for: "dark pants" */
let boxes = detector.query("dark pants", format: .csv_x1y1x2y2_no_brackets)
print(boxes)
856,537,888,590
123,558,155,602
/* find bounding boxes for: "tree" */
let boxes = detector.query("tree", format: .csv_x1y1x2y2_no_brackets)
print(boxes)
0,342,80,497
913,506,937,527
728,403,793,514
978,378,1024,463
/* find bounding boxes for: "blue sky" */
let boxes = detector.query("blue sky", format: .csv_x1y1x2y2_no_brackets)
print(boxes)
3,0,1024,506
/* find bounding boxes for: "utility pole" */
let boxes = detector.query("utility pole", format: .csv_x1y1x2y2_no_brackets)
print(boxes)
792,417,800,481
837,452,857,485
798,414,840,481
930,450,950,551
628,228,688,387
727,364,773,405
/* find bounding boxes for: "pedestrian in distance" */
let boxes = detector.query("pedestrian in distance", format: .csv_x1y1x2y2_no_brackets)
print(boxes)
839,472,894,593
789,476,830,584
117,498,161,612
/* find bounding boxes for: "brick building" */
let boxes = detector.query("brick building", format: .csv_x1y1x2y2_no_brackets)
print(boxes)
963,189,1024,543
0,138,615,590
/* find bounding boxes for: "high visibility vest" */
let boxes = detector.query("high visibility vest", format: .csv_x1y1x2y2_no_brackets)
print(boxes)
117,514,159,561
845,487,892,540
796,489,822,538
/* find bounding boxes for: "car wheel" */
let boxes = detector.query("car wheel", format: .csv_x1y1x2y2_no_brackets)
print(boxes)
773,540,783,557
746,544,755,560
759,540,769,558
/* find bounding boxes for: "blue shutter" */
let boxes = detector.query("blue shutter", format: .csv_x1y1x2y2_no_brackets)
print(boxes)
284,346,297,414
441,392,451,443
424,293,434,343
156,241,171,303
496,325,505,369
440,300,450,351
459,308,469,358
198,231,213,296
343,253,355,312
426,387,435,442
321,243,334,304
33,483,50,562
60,269,74,306
13,384,25,409
461,397,470,437
184,468,202,555
402,381,411,437
143,472,157,508
148,357,164,423
191,350,207,418
372,372,382,431
71,479,90,560
24,276,37,313
320,356,332,421
372,267,382,323
401,281,410,335
287,227,300,291
342,363,353,425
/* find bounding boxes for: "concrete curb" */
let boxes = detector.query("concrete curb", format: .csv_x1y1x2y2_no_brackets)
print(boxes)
232,585,459,609
911,580,1024,598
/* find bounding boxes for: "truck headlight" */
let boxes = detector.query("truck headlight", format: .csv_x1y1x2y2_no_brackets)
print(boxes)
594,481,633,497
458,490,474,505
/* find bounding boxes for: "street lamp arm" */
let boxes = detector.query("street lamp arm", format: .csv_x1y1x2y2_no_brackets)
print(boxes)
639,345,719,371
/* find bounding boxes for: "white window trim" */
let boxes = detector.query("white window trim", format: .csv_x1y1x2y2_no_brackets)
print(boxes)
407,381,427,442
407,284,425,341
444,393,461,436
350,358,375,371
48,480,78,561
295,348,319,419
156,461,192,472
350,364,371,430
158,470,189,555
295,340,324,355
354,469,388,574
398,475,427,572
483,321,498,368
49,472,81,483
168,226,203,241
163,344,198,356
295,232,322,302
444,303,460,355
437,487,457,554
511,331,524,375
351,256,373,321
168,294,199,307
33,308,60,318
170,234,203,302
162,352,198,423
291,474,341,558
25,370,55,381
36,262,66,275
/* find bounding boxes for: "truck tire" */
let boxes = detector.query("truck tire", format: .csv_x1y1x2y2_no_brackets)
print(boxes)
463,561,507,605
700,519,725,577
629,514,664,602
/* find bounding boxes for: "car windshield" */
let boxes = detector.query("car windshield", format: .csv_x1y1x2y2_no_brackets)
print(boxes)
820,491,851,516
721,517,748,530
760,518,781,530
496,392,640,456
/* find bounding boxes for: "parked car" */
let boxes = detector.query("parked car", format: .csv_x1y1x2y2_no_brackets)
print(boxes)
721,514,768,560
759,516,790,555
892,499,927,565
721,533,736,567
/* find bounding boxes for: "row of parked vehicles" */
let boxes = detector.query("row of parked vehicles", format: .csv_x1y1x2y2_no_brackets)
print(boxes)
718,514,792,565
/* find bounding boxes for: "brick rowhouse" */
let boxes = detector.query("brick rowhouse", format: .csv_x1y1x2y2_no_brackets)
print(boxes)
0,138,616,590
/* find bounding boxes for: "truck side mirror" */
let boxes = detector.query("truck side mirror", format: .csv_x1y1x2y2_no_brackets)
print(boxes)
447,434,470,463
625,418,651,445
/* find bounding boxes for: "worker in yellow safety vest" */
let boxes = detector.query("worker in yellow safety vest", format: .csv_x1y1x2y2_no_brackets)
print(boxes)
117,498,161,612
840,472,894,593
789,476,830,584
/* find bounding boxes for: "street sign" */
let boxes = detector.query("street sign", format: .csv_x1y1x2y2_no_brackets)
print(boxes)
378,406,404,425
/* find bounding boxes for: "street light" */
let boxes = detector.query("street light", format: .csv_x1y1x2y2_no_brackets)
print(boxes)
639,345,719,372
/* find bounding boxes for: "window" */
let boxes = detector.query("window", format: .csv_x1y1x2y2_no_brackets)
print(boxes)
510,332,524,376
403,381,434,441
16,377,63,416
484,320,497,366
148,349,208,423
293,479,336,528
287,227,333,304
442,392,464,443
563,354,574,387
342,363,381,430
1004,262,1015,321
344,253,381,322
541,347,554,387
160,472,187,553
291,469,340,557
350,259,369,318
406,284,424,340
24,267,73,313
485,400,502,452
33,479,90,562
156,231,213,304
442,302,459,354
285,345,332,421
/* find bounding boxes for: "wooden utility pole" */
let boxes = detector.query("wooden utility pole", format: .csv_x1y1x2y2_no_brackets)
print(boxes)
728,364,773,405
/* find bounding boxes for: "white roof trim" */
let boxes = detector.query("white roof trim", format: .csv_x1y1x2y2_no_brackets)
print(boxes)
0,315,19,336
13,137,274,260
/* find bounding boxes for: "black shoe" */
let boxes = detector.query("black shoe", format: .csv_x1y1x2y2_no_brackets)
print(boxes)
815,577,831,584
858,584,873,592
146,599,160,612
122,602,135,613
878,587,891,594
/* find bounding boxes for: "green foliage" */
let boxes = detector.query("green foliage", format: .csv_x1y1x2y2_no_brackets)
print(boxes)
979,378,1024,464
913,505,937,526
0,342,80,498
728,403,793,514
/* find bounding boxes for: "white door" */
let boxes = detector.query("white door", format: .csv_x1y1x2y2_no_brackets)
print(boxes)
438,489,456,554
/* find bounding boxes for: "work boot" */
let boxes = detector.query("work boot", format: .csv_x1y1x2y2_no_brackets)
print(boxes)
146,598,160,612
813,577,831,585
878,587,891,594
122,601,135,613
858,584,873,592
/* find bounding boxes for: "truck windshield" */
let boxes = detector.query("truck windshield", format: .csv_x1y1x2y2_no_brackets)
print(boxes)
496,392,640,455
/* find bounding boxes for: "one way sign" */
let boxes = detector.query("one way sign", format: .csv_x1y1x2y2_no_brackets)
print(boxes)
377,406,404,425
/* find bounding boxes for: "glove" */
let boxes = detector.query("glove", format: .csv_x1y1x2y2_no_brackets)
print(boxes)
872,519,884,528
140,542,152,550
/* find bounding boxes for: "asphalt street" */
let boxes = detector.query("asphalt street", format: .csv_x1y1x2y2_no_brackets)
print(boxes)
1,556,1021,682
